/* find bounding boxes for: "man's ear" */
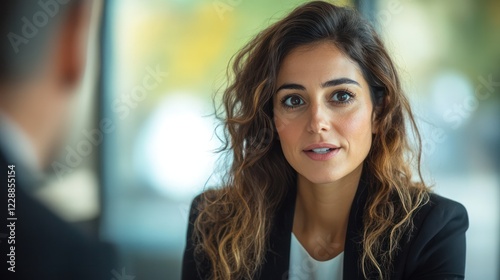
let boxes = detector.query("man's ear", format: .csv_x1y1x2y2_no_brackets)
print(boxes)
54,2,92,88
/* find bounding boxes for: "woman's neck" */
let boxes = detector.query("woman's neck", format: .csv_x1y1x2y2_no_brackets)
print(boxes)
292,164,363,260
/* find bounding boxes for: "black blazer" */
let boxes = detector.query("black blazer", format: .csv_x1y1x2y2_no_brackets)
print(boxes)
0,149,116,280
182,174,468,280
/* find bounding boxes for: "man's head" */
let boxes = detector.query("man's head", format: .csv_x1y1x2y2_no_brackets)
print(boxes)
0,0,92,168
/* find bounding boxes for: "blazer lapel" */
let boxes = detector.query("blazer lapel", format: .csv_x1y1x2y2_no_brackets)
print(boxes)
258,182,297,280
258,171,369,280
342,172,369,280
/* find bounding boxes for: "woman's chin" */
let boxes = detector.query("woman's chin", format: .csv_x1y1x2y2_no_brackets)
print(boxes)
297,164,363,186
299,172,346,185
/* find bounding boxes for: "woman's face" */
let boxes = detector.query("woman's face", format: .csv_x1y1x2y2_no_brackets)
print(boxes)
273,42,375,185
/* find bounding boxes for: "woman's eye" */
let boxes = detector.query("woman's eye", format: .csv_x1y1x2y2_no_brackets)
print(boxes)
331,91,353,103
283,95,305,107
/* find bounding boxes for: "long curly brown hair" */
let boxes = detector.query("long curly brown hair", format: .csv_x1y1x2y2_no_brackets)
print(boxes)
192,1,430,279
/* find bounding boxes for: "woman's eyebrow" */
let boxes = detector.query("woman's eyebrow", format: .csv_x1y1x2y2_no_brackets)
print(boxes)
276,77,361,93
321,77,361,88
275,83,305,92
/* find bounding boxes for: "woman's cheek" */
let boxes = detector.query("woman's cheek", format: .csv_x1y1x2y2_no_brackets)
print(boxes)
277,123,298,148
275,115,302,154
274,114,289,134
338,110,373,147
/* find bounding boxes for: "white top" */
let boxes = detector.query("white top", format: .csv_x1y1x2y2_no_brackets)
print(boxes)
288,232,344,280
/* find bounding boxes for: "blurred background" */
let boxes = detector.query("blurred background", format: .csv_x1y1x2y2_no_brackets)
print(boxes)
35,0,499,279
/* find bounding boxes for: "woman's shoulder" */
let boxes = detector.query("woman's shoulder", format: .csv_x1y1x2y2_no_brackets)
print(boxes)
406,192,468,257
183,191,220,279
187,189,227,223
187,191,210,219
184,190,222,252
398,192,468,278
415,192,468,226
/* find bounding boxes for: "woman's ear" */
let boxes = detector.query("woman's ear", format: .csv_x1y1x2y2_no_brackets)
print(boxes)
371,111,379,134
273,121,280,141
371,88,385,134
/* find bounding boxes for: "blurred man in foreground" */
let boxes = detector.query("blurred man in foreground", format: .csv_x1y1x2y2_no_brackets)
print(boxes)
0,1,115,279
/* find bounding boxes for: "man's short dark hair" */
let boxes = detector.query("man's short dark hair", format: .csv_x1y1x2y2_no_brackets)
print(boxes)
0,0,81,81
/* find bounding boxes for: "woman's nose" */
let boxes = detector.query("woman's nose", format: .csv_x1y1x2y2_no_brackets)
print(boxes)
307,103,331,134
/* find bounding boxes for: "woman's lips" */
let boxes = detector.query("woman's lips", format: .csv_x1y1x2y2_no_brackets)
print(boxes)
303,143,339,150
303,147,341,161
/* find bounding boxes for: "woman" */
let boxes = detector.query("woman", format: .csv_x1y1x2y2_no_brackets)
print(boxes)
182,1,468,279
